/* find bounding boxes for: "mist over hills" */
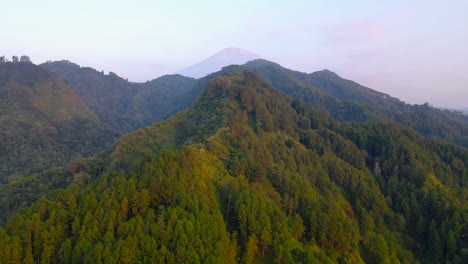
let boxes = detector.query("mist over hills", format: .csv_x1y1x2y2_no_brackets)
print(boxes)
0,51,467,263
0,51,463,183
25,52,468,150
41,53,468,147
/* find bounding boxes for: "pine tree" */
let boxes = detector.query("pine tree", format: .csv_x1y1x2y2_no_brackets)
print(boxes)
428,220,442,262
245,235,258,264
446,230,456,260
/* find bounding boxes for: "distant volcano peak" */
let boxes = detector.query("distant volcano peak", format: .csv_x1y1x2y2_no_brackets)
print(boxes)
176,47,261,78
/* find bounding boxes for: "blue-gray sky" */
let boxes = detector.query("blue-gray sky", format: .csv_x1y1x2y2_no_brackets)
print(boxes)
2,0,467,108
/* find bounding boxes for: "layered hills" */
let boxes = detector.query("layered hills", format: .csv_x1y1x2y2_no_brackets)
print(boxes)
0,69,466,263
40,57,468,147
0,62,116,181
40,61,197,133
243,59,468,147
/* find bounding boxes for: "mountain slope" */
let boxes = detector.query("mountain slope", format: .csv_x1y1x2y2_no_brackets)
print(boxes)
133,74,199,124
244,59,468,147
177,47,261,78
40,58,467,147
0,62,116,180
1,69,466,263
40,60,198,133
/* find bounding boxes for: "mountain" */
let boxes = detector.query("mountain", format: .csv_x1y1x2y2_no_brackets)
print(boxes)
41,58,467,147
243,59,409,113
0,62,116,181
40,60,197,133
244,59,468,147
177,47,261,78
0,69,466,263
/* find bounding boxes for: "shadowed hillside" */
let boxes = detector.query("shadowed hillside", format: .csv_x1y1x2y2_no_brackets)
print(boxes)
40,61,197,133
0,62,116,181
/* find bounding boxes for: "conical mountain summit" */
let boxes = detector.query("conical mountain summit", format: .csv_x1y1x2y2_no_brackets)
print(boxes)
177,47,261,78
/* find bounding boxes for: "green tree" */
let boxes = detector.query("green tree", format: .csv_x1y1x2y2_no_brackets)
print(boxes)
245,235,258,264
446,230,457,260
428,220,442,262
63,239,73,264
367,234,391,264
291,214,305,240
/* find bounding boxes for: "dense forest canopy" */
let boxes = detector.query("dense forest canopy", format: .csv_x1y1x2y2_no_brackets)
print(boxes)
0,69,466,263
40,61,198,134
0,62,116,181
244,59,468,148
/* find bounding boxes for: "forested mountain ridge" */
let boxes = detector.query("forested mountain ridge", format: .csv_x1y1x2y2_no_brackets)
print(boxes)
244,59,468,147
40,60,197,133
39,59,468,147
0,69,466,263
0,62,243,223
0,62,116,182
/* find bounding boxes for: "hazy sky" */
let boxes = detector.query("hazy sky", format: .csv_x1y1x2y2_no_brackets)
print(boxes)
2,0,467,108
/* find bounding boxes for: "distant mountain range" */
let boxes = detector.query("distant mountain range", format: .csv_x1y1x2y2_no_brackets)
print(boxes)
40,54,468,148
176,47,261,78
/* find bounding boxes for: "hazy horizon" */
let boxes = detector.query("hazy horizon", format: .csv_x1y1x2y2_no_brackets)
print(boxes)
1,0,467,108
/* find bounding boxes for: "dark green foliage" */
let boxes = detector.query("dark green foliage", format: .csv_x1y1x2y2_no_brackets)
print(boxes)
244,59,468,148
366,234,391,264
0,63,116,222
338,121,467,263
428,220,442,262
40,60,198,133
0,63,115,177
0,69,466,263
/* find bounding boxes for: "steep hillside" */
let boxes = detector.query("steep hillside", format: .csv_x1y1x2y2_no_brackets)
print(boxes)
0,62,116,180
40,61,197,133
245,59,407,110
0,70,466,263
133,74,199,124
244,59,468,147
